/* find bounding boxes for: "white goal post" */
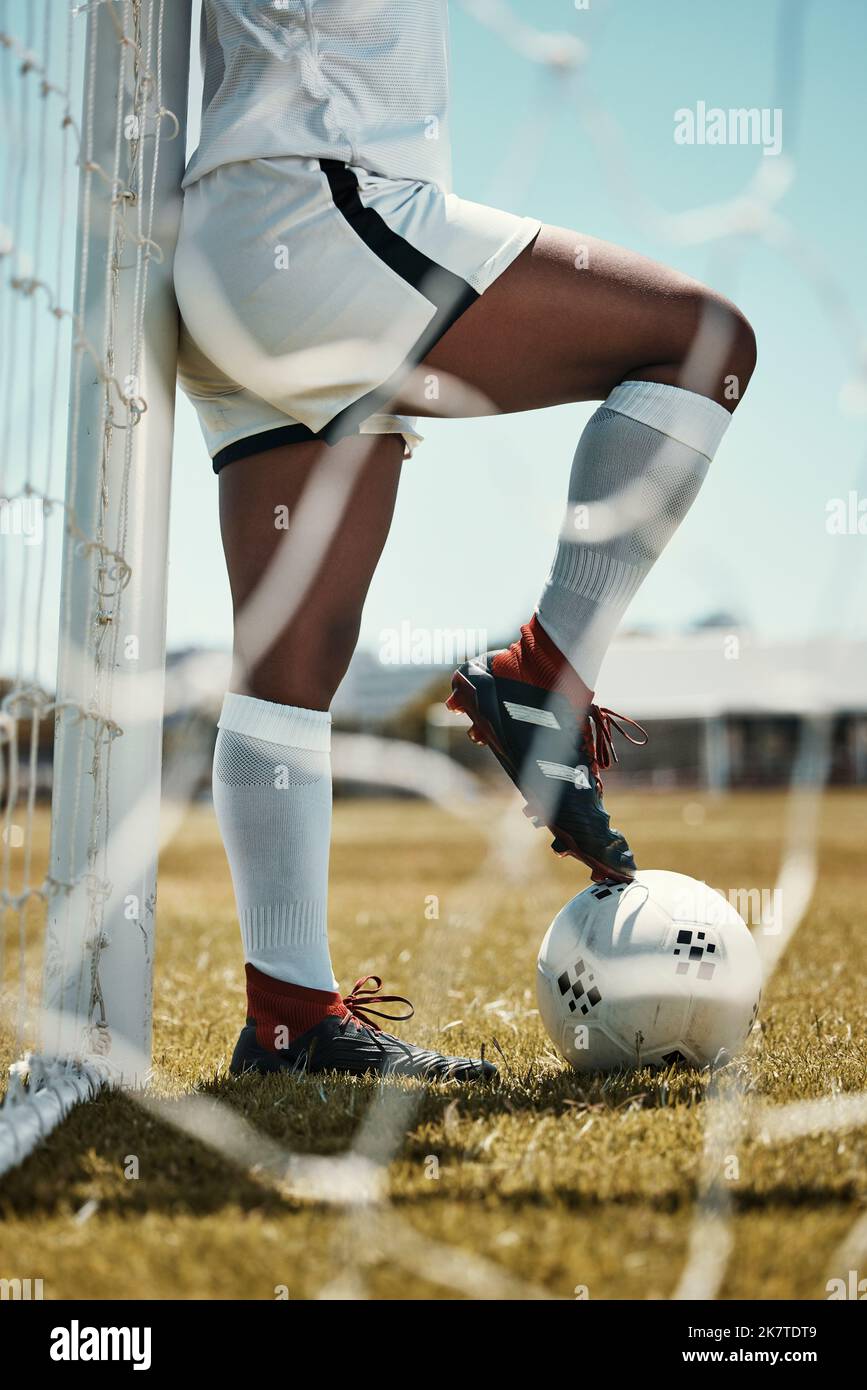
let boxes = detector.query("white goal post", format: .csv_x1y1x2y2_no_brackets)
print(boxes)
0,0,192,1174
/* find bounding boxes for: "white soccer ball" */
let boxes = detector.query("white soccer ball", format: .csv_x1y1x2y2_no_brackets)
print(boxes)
536,870,762,1072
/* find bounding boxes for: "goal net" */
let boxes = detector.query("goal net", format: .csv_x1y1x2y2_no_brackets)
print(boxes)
0,0,191,1175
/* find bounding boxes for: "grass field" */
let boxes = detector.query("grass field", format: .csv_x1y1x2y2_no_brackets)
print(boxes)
1,789,866,1301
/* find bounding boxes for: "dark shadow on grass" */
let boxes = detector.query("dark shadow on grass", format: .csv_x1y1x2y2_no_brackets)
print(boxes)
0,1070,660,1219
201,1055,725,1121
387,1184,860,1214
1,1074,858,1222
0,1057,754,1221
0,1090,289,1220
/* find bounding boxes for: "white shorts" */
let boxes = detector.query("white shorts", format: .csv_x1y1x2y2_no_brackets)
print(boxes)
173,156,541,472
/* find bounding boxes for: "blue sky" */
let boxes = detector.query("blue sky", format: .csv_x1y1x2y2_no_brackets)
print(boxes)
168,0,867,667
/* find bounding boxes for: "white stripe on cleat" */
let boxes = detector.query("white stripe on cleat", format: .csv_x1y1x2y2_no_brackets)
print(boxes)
503,701,561,728
537,760,591,788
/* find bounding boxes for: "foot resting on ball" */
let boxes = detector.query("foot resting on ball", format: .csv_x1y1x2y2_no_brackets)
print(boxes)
447,615,646,883
231,965,498,1081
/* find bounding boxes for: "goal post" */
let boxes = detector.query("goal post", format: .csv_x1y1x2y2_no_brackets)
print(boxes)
43,0,193,1081
0,0,192,1173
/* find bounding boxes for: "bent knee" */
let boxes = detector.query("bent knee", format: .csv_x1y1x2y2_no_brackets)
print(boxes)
699,290,757,405
668,287,756,409
721,298,757,399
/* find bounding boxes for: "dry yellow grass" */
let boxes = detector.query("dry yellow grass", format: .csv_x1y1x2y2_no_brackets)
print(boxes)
1,789,865,1300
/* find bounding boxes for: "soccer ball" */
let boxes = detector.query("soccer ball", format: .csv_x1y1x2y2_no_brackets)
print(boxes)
536,870,762,1072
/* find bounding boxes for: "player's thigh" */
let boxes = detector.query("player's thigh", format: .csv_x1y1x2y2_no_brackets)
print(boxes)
397,224,750,415
219,432,404,627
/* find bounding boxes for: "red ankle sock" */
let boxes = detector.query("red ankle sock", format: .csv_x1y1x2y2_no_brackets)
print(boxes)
246,964,346,1053
491,615,593,709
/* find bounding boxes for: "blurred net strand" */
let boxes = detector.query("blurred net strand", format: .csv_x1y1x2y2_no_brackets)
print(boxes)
828,1209,867,1289
140,1091,559,1301
672,719,828,1298
467,0,867,409
0,3,72,997
676,566,866,1293
756,1091,867,1144
1,0,864,1301
0,0,184,1173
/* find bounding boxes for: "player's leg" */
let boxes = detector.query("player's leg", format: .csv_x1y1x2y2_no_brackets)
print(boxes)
407,226,756,416
394,226,756,880
403,229,755,693
219,434,403,712
214,432,494,1080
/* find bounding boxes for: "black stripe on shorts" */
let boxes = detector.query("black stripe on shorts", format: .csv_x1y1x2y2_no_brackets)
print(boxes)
212,161,479,473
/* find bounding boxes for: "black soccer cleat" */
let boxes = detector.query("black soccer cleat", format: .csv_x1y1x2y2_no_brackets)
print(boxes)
231,975,497,1083
447,652,646,883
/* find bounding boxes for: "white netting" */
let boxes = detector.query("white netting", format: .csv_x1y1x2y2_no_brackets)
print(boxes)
0,0,187,1175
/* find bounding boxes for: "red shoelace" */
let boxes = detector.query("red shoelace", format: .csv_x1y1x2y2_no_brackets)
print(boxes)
341,975,415,1033
583,705,648,790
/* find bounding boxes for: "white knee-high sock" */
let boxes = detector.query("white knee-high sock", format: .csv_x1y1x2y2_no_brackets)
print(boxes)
537,380,732,690
212,692,337,990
